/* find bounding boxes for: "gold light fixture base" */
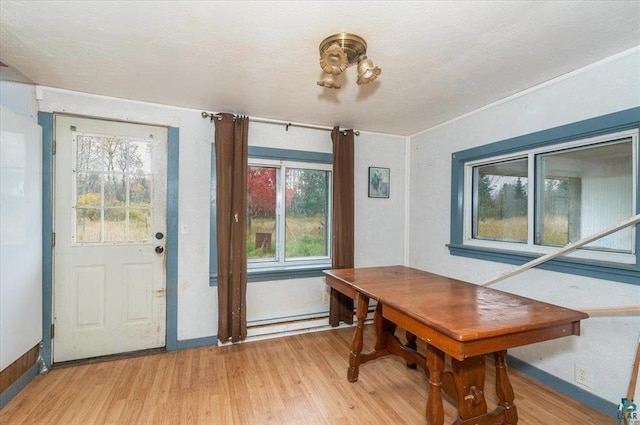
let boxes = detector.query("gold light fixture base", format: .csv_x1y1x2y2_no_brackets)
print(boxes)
319,33,367,66
317,33,380,89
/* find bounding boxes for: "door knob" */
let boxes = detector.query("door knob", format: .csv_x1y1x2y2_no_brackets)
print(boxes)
155,246,164,254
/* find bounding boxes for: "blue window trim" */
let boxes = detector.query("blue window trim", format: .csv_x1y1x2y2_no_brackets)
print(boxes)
210,147,333,286
248,146,332,164
449,107,640,285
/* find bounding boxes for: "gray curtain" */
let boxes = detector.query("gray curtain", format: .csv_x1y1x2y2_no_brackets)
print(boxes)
214,113,249,343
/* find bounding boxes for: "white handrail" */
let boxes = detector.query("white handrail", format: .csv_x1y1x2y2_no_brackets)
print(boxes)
481,214,640,286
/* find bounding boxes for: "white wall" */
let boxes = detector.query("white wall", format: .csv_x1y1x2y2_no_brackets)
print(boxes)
409,48,640,404
38,87,407,340
0,82,42,371
355,133,409,268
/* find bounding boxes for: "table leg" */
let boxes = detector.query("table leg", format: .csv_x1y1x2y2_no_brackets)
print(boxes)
373,304,397,352
426,345,445,425
451,355,487,422
495,350,518,424
348,293,369,382
405,331,418,369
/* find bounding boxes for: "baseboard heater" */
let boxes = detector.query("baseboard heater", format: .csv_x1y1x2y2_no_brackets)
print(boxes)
243,308,376,342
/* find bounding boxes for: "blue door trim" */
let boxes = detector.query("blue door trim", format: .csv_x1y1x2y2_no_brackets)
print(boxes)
38,113,180,363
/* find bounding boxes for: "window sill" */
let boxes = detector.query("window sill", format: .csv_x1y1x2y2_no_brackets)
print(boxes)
209,263,331,286
447,243,639,285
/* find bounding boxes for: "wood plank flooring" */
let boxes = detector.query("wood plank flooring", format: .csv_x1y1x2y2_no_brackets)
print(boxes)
1,327,612,424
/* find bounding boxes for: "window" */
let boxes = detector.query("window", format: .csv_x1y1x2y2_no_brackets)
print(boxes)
74,133,153,244
247,159,332,270
450,108,640,284
210,147,333,285
472,158,528,243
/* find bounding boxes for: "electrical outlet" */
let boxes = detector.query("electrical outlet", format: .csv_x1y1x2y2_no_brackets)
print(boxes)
575,364,592,387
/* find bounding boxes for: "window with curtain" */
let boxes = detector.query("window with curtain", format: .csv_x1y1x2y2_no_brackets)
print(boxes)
449,107,640,285
210,147,333,285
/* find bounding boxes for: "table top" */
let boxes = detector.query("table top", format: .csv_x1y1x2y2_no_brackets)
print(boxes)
324,266,589,344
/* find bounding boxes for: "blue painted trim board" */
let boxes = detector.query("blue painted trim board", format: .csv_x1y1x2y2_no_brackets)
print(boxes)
246,266,330,283
507,355,618,418
175,335,218,350
0,364,40,409
165,127,179,351
248,146,333,163
449,107,640,284
38,111,54,367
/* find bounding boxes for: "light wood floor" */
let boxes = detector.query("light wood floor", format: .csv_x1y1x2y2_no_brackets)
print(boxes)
1,326,612,425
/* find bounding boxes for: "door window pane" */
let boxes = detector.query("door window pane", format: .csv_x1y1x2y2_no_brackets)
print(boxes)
247,166,277,260
129,141,152,173
104,173,126,207
130,209,151,240
473,158,528,243
76,208,101,243
535,140,633,252
104,208,126,242
76,135,103,172
130,175,152,206
76,172,101,207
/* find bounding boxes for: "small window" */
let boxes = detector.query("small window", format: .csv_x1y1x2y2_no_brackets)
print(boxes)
450,107,640,285
247,159,332,270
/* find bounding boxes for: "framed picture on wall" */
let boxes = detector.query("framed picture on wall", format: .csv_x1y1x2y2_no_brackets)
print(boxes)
368,167,390,198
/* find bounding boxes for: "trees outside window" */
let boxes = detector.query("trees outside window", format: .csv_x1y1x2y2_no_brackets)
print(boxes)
247,159,331,268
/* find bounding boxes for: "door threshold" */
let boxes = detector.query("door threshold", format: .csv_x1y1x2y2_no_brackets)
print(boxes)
52,347,166,369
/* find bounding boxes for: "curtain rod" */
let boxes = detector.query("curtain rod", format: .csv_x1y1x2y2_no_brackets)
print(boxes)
201,111,360,136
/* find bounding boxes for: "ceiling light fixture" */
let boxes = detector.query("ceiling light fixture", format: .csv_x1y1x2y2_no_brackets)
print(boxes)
317,33,381,89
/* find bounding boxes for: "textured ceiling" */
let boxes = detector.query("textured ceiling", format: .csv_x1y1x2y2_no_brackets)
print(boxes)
1,1,639,136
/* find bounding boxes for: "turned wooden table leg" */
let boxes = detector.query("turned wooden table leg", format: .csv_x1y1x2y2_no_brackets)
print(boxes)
495,350,518,424
348,293,370,382
426,345,445,425
374,303,397,352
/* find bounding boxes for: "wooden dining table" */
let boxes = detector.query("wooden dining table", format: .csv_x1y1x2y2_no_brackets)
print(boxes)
323,266,589,425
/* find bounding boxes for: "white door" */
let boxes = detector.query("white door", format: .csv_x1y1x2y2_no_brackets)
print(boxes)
53,115,167,362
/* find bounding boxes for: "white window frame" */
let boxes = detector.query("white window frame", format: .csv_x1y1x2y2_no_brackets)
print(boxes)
247,158,333,272
462,129,638,265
